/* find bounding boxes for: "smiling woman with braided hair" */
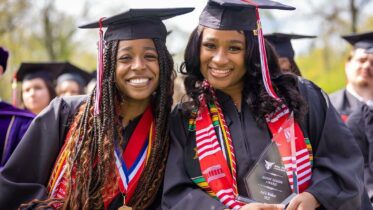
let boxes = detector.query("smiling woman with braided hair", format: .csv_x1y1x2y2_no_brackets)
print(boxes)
0,8,193,210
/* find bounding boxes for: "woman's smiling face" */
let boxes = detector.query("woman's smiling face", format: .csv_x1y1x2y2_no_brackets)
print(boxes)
199,28,246,93
115,39,160,103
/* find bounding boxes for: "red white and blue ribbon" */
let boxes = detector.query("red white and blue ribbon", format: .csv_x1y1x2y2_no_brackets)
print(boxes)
114,138,149,199
113,106,154,203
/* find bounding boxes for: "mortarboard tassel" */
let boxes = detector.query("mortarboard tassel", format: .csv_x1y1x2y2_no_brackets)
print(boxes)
12,73,18,107
253,6,280,101
94,17,106,115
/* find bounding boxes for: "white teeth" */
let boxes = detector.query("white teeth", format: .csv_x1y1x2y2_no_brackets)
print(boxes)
128,78,149,84
210,68,231,75
211,68,230,73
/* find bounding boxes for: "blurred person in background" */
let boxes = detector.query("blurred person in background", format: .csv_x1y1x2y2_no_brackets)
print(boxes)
347,104,373,205
17,62,89,114
265,33,316,76
0,47,34,168
16,62,57,115
55,66,90,97
86,70,97,94
330,31,373,122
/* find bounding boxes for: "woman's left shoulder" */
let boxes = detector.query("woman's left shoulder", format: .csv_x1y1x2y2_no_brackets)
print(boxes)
296,77,330,107
297,77,322,94
34,95,89,127
59,95,89,110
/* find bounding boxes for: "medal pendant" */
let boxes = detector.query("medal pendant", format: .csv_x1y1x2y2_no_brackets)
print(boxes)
118,205,132,210
118,194,132,210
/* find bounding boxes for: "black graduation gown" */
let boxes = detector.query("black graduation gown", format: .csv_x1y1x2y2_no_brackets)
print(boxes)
329,88,364,119
163,78,369,210
0,96,162,210
347,104,373,205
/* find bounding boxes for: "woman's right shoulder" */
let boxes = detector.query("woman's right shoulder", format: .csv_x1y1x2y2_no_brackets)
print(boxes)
56,95,88,108
33,95,89,125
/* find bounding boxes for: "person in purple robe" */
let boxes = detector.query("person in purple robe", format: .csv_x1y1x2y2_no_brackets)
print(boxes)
0,46,34,168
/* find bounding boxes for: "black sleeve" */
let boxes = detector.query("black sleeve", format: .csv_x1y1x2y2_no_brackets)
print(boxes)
299,79,365,210
162,105,226,210
346,105,369,166
0,97,81,210
347,105,373,205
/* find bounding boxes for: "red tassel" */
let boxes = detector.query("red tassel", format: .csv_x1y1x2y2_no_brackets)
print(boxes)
254,7,280,101
94,17,106,115
12,73,17,107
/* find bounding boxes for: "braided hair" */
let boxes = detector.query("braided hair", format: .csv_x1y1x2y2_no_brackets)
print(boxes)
181,26,307,125
21,38,174,210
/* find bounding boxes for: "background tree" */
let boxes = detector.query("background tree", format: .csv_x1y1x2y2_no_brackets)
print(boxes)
37,0,79,60
0,0,95,102
0,0,30,35
295,0,373,93
349,0,371,33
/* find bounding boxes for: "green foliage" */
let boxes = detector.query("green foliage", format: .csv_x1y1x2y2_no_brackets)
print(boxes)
297,48,348,94
0,0,96,103
297,15,373,94
362,16,373,31
0,0,30,34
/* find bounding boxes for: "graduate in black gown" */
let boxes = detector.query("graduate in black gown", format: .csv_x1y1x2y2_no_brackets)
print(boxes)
162,0,370,209
55,64,91,97
347,104,373,206
0,47,35,168
329,31,373,122
16,62,59,115
265,33,316,76
0,7,193,210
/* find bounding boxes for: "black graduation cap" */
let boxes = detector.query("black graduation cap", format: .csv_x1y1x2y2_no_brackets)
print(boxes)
199,0,295,30
16,62,90,85
0,47,9,72
342,31,373,54
265,33,316,58
79,8,194,42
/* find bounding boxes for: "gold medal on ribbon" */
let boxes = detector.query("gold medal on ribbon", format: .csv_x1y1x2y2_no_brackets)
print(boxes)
118,205,132,210
118,195,132,210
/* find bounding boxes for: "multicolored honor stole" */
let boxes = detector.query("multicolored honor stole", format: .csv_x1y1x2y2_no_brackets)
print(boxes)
195,81,242,210
47,125,75,208
265,105,312,193
193,80,313,209
114,105,154,205
47,106,155,209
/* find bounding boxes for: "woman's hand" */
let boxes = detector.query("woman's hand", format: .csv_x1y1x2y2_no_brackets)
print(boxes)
240,203,285,210
286,192,320,210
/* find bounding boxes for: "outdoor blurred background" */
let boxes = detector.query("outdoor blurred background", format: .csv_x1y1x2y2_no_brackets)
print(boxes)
1,0,373,102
